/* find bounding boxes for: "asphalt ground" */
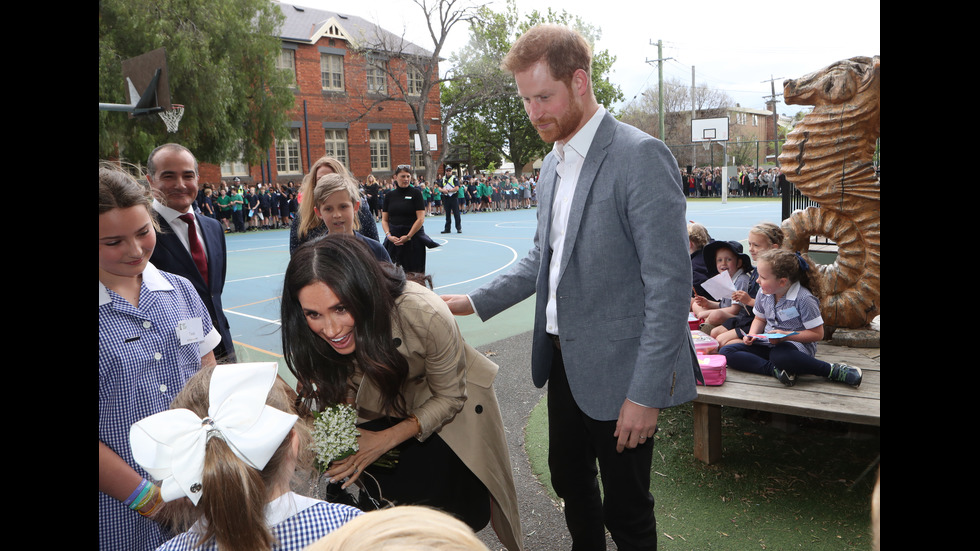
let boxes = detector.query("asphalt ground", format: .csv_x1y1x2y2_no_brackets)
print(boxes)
220,198,782,550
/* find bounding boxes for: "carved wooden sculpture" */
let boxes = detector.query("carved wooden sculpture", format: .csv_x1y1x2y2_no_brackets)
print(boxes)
778,56,880,328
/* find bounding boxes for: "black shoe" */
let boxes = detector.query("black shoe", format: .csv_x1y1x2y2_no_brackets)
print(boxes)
457,230,462,233
773,366,797,387
441,230,451,234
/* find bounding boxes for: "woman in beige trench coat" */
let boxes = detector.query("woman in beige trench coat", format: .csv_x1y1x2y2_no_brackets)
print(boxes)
281,234,523,551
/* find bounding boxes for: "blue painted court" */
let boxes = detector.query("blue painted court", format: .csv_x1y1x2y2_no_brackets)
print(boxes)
221,198,781,385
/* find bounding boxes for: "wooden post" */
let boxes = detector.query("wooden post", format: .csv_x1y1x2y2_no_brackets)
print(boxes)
693,402,722,464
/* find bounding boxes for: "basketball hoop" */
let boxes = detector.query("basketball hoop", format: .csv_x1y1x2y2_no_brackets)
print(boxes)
158,104,184,133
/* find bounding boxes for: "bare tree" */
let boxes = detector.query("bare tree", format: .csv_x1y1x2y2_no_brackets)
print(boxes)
349,0,489,182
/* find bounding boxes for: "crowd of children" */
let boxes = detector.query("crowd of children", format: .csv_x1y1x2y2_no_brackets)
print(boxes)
689,221,864,388
191,172,536,233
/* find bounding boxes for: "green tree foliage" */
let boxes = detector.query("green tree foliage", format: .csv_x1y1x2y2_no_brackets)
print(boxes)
99,0,294,166
445,0,623,174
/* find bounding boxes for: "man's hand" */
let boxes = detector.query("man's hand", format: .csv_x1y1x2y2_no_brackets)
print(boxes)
613,400,659,452
441,295,474,316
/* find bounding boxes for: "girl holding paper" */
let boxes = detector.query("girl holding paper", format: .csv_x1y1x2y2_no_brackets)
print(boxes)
691,240,752,326
719,249,863,387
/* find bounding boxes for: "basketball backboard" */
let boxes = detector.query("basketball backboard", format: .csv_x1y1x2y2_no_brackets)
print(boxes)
100,47,171,116
691,117,729,142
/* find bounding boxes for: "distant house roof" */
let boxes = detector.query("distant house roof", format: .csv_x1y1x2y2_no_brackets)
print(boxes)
275,1,432,58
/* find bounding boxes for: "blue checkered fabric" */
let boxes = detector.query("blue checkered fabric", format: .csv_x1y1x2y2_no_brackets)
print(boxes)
752,281,823,356
99,265,216,550
157,500,363,550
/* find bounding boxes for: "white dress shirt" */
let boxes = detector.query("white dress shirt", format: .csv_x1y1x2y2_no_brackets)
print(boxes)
152,199,209,263
546,106,606,335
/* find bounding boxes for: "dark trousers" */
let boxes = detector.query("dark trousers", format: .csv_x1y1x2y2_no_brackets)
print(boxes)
547,343,657,551
721,342,831,377
444,196,461,231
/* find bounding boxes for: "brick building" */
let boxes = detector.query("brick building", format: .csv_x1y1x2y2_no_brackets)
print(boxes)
214,2,442,186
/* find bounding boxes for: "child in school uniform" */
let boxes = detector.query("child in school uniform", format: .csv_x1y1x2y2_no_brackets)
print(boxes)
713,223,784,346
719,249,862,387
691,240,752,327
99,163,221,550
131,363,362,551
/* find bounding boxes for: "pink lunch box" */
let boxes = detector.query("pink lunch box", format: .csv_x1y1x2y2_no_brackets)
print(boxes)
696,354,727,386
691,330,719,355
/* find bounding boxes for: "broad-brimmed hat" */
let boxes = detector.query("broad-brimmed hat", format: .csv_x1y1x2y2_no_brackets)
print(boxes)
704,240,752,277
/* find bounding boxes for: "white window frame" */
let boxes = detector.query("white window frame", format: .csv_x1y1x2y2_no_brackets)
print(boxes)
320,53,344,91
409,132,424,168
277,49,297,87
407,67,424,96
370,129,390,171
366,55,387,94
276,128,302,175
324,129,349,169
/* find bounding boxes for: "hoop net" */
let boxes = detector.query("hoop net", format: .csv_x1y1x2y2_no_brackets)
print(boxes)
158,104,184,133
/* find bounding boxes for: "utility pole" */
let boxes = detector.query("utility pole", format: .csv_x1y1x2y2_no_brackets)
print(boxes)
645,40,672,140
762,75,784,164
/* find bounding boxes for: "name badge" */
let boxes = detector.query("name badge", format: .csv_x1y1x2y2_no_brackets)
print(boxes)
176,317,205,346
778,306,800,321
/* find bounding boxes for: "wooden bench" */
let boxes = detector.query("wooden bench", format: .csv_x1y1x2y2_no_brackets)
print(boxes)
692,343,880,464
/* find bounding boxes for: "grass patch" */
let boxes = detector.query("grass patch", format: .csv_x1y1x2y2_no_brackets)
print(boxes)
525,397,879,549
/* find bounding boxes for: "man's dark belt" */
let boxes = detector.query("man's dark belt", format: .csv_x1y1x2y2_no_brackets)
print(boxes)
548,333,561,350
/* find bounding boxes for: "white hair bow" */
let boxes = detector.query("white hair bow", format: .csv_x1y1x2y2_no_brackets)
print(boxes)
129,363,298,505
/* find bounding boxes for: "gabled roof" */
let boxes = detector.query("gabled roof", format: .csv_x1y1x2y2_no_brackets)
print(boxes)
275,1,432,58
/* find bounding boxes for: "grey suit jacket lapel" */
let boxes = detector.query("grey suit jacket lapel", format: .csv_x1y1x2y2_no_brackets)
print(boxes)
557,112,615,282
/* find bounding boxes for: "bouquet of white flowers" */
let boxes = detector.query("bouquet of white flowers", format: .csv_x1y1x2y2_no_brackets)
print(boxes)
308,403,398,511
310,403,360,472
309,404,399,473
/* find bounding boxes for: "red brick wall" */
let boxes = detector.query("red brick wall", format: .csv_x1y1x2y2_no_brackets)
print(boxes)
204,36,442,186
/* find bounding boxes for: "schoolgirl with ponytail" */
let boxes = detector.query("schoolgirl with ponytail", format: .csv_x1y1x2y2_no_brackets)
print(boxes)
130,363,361,551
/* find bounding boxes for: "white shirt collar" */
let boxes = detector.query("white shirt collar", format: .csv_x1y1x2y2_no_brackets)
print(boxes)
153,198,191,224
183,492,321,536
785,280,802,301
553,105,606,162
98,262,172,306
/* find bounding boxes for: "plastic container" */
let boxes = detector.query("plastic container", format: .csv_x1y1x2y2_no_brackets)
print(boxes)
688,313,701,331
696,354,727,386
691,330,719,355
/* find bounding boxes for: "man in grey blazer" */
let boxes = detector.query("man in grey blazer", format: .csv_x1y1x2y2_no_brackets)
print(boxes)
442,24,701,550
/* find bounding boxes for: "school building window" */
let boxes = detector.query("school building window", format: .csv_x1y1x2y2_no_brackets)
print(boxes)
324,129,349,168
407,68,424,95
320,53,344,91
366,55,387,94
276,128,302,174
277,48,297,87
370,129,390,171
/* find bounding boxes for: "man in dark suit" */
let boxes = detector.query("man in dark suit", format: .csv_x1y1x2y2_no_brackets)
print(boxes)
442,25,701,550
146,143,236,362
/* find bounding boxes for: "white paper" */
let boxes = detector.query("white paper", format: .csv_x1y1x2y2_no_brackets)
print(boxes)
700,271,735,302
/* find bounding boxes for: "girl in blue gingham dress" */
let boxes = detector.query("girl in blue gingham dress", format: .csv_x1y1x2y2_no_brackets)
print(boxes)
99,164,222,550
719,249,863,387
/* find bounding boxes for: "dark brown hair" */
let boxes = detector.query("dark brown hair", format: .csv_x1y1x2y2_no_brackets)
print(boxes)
281,234,410,416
